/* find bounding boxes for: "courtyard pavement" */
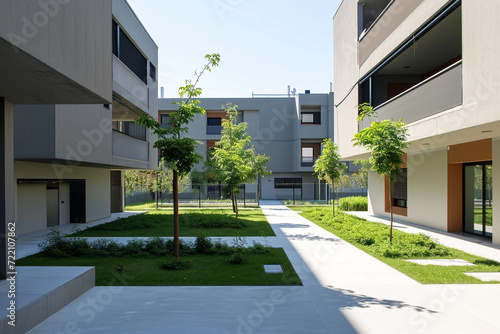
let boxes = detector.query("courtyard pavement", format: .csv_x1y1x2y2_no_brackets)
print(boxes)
25,201,500,333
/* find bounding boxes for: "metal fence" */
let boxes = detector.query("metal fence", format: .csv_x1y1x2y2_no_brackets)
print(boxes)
126,183,260,207
125,182,367,207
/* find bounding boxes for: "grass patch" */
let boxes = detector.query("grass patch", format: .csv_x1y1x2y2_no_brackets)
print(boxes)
20,231,301,286
71,208,275,237
290,206,500,284
17,249,301,286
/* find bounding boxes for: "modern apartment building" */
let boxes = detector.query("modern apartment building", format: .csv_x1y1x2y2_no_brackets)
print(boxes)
159,93,337,200
1,0,111,279
334,0,500,244
10,1,158,236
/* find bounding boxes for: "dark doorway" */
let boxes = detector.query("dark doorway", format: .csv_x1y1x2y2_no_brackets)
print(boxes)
111,171,123,213
70,180,86,223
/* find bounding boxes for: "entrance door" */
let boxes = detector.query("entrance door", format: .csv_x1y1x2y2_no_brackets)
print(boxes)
464,163,492,237
46,188,59,227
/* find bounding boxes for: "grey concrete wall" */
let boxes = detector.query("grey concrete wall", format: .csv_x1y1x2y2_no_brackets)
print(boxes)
0,0,112,102
17,183,46,235
54,105,113,165
14,104,55,159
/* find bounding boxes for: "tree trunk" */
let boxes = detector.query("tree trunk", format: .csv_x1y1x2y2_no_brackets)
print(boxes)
232,192,236,213
234,192,239,219
331,181,335,216
389,180,393,244
173,170,179,262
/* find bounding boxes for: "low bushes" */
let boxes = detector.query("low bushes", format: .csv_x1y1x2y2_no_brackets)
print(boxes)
338,196,368,211
38,229,272,264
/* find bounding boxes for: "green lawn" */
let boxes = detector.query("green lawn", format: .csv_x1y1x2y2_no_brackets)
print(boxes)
290,206,500,284
17,249,301,286
71,208,275,237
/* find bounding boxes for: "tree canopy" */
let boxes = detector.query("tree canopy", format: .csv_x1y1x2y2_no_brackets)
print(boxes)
209,103,271,217
314,138,347,215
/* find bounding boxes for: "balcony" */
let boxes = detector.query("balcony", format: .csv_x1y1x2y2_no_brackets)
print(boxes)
301,157,319,167
206,125,222,135
113,56,149,113
360,61,462,130
112,130,149,162
359,0,425,66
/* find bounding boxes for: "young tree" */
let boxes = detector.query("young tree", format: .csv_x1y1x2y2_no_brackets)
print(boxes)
314,138,347,216
124,158,190,208
209,103,271,218
352,104,409,243
352,159,369,195
136,53,220,261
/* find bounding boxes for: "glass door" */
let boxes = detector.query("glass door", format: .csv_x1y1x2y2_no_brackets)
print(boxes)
464,163,492,237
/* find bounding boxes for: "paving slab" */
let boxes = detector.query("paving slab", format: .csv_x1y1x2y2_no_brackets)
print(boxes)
406,259,476,266
465,272,500,282
22,202,500,333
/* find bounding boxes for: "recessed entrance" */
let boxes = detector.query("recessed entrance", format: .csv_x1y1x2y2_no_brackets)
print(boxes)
463,163,492,238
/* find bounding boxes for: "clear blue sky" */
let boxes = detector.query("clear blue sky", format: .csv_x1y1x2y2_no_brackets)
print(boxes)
127,0,343,98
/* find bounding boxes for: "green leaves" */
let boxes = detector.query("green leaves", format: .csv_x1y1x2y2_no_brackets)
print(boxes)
314,138,347,185
353,118,409,182
136,53,220,174
357,102,378,122
209,103,271,195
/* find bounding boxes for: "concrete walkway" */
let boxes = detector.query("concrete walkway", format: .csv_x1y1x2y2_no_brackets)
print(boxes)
26,201,500,333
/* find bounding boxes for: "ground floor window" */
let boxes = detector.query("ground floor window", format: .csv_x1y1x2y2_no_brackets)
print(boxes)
274,178,302,189
392,168,407,208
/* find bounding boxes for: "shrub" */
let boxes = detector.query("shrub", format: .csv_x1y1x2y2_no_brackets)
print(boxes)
160,260,192,270
145,237,168,256
121,239,146,257
194,234,214,254
228,253,246,264
339,197,368,211
213,240,232,255
248,242,271,254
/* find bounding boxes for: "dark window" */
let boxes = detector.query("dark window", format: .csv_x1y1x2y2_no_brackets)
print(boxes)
119,29,147,84
207,118,222,126
392,168,407,208
275,178,302,189
150,62,156,81
161,114,170,125
112,20,118,57
301,112,320,124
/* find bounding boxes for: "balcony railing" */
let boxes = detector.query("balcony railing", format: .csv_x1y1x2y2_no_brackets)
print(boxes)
112,130,149,162
301,157,319,167
113,56,149,111
360,61,463,130
207,125,222,135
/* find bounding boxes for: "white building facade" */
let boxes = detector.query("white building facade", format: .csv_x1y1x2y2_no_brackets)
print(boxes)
334,0,500,245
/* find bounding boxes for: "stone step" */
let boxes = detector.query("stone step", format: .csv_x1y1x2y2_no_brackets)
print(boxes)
0,266,95,334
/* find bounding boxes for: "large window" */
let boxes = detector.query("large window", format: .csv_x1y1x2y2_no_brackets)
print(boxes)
275,178,302,189
112,20,148,84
